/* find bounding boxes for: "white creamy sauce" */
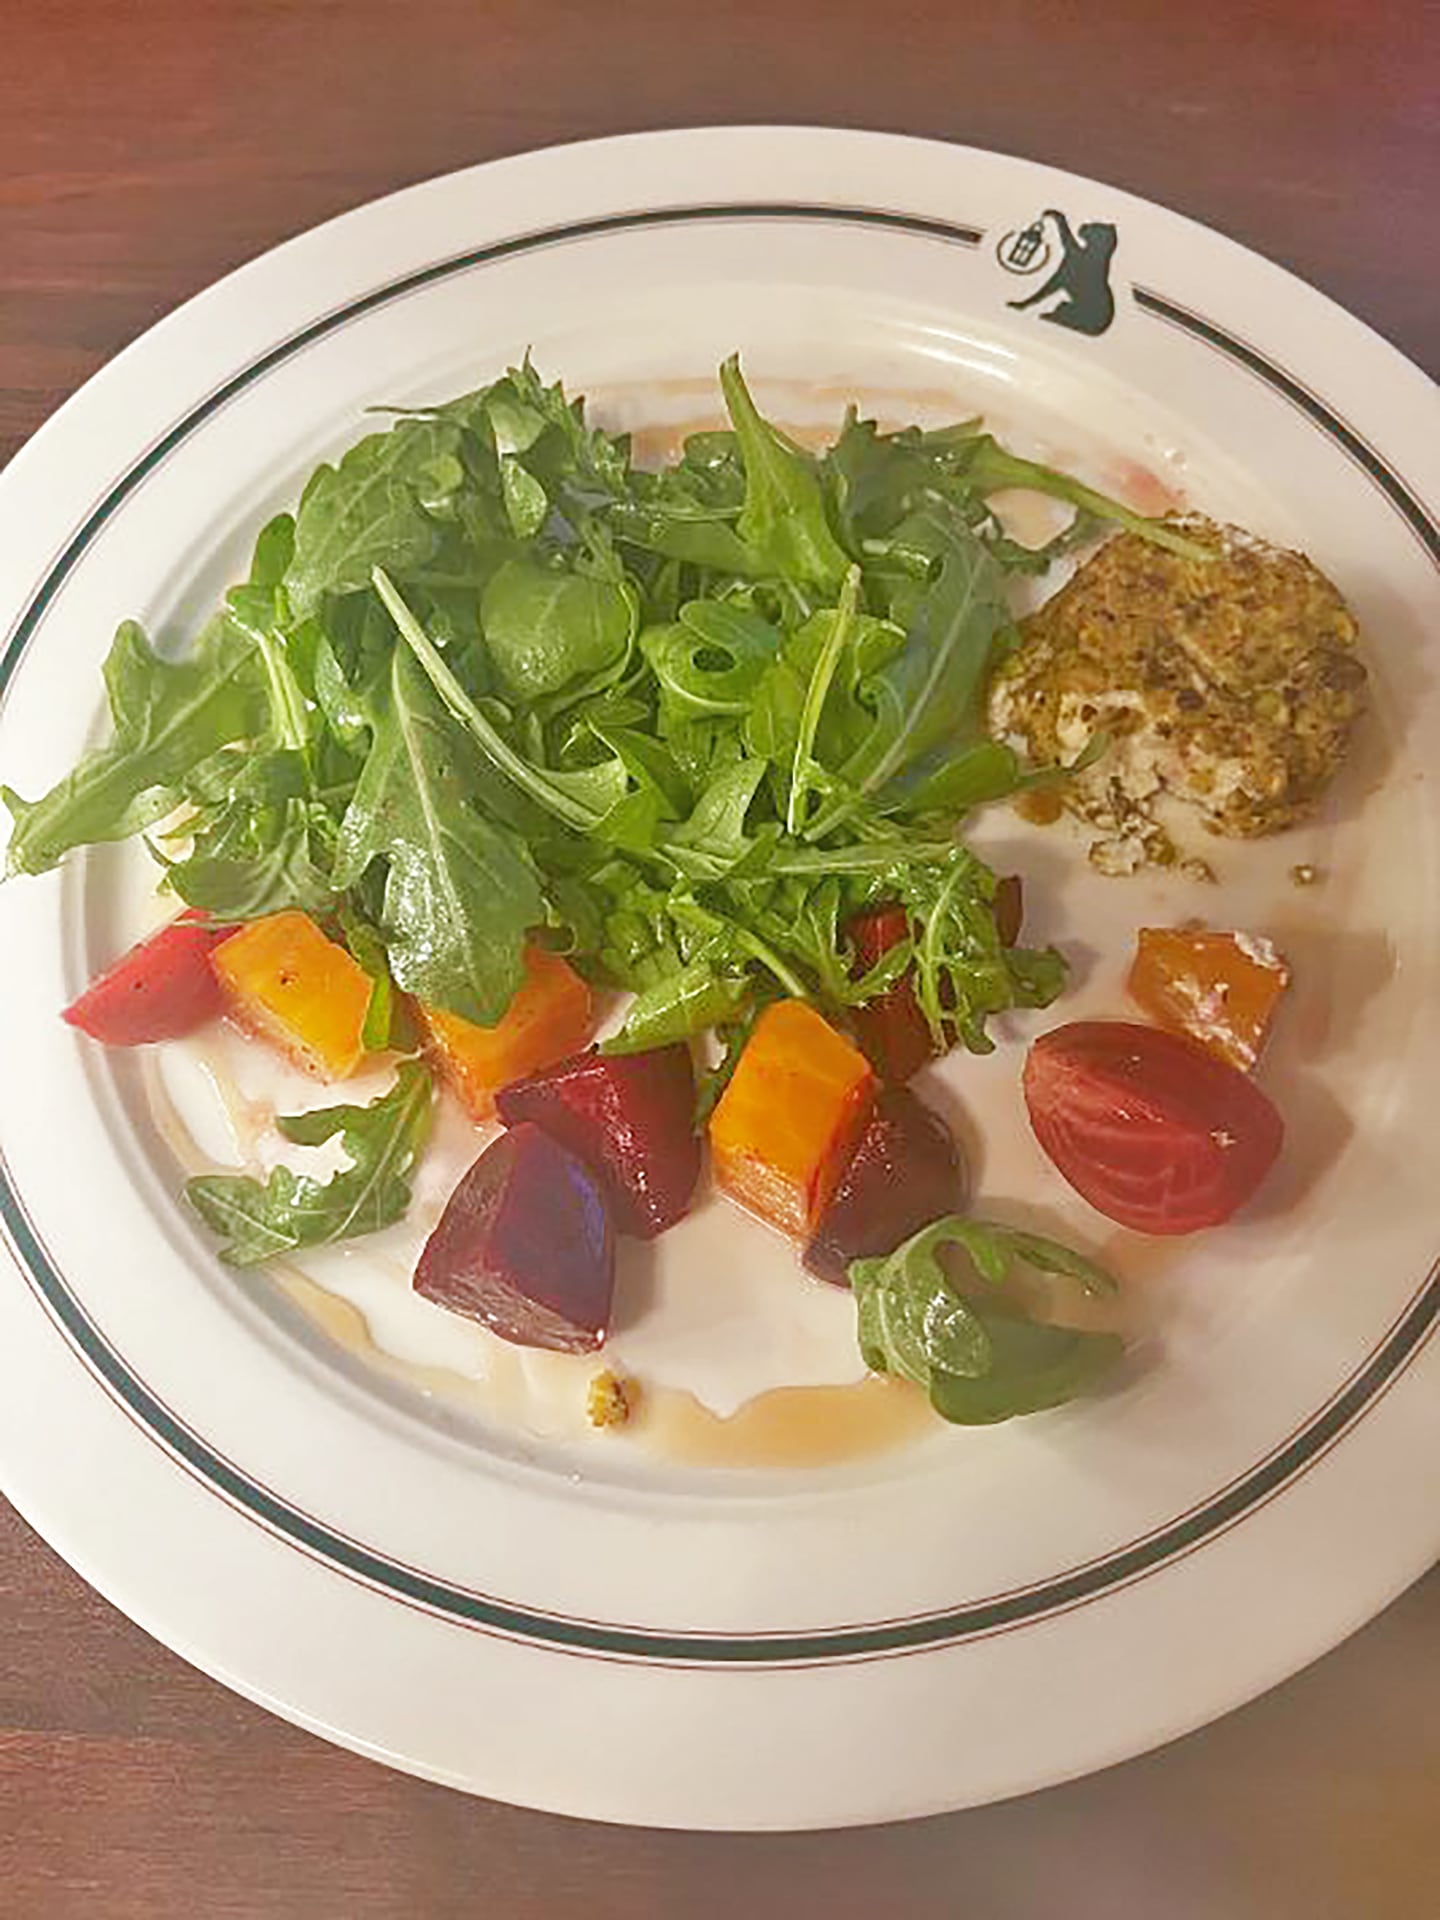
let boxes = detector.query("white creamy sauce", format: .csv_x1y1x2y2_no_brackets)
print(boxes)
150,1017,868,1439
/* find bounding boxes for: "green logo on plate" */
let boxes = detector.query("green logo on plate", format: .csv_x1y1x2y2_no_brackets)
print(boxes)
998,211,1118,336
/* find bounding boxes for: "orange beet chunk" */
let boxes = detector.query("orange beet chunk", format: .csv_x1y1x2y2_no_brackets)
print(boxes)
420,946,594,1120
214,911,372,1079
1128,927,1290,1072
709,1000,876,1239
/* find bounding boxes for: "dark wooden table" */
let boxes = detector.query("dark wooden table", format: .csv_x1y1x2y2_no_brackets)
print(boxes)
2,2,1436,1912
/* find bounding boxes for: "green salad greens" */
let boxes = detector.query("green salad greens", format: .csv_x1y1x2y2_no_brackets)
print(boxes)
4,355,1183,1053
4,355,1174,1413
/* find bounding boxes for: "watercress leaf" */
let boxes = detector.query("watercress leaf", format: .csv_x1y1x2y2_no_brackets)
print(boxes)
286,418,465,617
185,1062,433,1266
720,355,851,590
332,647,543,1025
3,615,268,876
480,558,632,701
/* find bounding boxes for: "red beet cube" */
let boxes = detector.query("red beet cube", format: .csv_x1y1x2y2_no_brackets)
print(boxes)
846,905,936,1083
994,874,1024,947
495,1044,700,1238
414,1124,614,1351
802,1087,966,1287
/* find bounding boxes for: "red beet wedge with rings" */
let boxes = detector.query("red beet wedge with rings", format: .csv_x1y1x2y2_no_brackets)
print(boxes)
1023,1021,1284,1236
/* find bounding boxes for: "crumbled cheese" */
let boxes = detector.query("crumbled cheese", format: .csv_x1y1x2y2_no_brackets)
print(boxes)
1232,929,1283,970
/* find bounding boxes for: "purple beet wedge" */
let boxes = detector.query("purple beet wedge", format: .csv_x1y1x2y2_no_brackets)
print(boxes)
414,1123,614,1351
495,1044,701,1238
803,1087,967,1287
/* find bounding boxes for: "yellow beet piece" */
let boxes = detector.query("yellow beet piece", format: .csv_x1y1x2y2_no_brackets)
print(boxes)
214,911,373,1079
419,946,595,1120
709,1000,876,1239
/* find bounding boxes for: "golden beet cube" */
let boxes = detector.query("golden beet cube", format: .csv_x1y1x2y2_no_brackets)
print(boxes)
1128,926,1290,1071
709,1000,876,1239
213,911,373,1079
419,946,594,1121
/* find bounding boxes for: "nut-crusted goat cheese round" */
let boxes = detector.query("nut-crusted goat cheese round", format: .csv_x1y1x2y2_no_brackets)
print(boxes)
988,517,1367,864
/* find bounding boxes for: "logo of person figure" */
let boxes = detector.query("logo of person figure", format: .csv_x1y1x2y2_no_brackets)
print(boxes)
999,210,1118,337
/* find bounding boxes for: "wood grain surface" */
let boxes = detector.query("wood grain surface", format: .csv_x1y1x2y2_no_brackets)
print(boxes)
1,0,1437,1912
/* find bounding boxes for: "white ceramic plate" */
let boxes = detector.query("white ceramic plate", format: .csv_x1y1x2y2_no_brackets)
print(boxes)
0,128,1436,1830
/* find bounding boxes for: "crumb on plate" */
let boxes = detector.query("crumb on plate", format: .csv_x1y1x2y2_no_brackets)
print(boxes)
587,1368,639,1429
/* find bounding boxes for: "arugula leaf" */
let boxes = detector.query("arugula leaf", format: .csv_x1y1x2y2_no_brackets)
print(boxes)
332,647,543,1025
286,418,466,617
850,1216,1122,1424
927,1317,1123,1423
785,564,861,833
340,907,418,1053
185,1062,433,1266
805,516,1011,838
641,601,780,722
955,436,1211,562
588,724,691,818
164,791,337,921
499,357,632,502
745,603,902,767
4,615,267,876
609,502,758,576
720,355,851,591
480,558,633,701
373,568,605,834
895,849,1066,1053
666,759,769,873
602,942,751,1054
